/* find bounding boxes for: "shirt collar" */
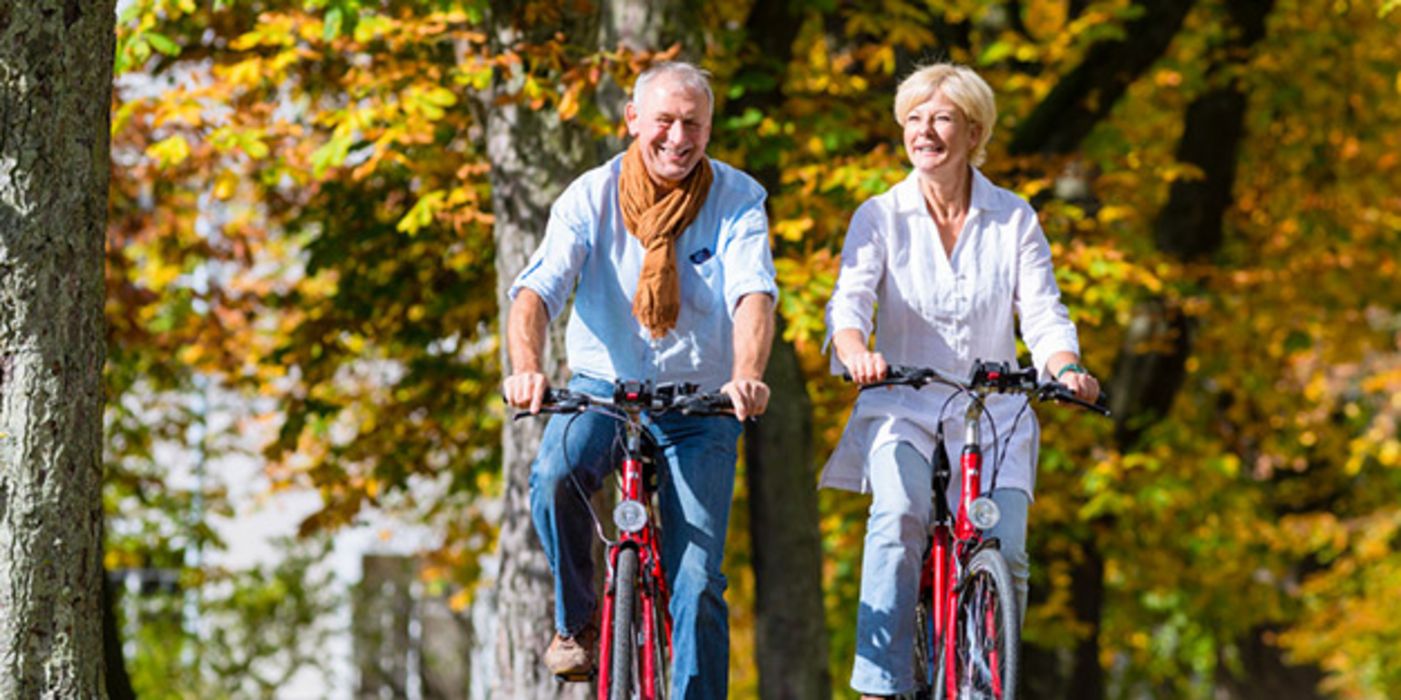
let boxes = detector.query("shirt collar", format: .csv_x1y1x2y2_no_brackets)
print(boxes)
897,166,1005,216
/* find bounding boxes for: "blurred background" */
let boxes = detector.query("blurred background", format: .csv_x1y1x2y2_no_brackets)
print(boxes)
104,0,1401,698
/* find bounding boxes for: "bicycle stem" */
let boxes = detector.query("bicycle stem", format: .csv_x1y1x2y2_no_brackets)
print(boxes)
620,414,645,505
963,396,983,447
955,395,986,542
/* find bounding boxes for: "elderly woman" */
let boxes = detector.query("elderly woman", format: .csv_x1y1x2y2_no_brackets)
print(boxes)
823,63,1100,698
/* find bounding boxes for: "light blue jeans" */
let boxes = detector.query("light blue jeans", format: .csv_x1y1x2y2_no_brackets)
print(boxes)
529,375,743,700
851,441,1031,696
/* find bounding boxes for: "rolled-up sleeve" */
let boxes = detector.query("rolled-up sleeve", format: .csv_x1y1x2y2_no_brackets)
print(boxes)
508,187,592,320
825,202,885,356
1013,212,1079,376
719,187,778,315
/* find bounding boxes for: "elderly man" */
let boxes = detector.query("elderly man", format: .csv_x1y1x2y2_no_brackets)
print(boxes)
502,61,776,697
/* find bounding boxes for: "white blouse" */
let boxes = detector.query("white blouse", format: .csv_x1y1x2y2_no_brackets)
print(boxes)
821,168,1080,498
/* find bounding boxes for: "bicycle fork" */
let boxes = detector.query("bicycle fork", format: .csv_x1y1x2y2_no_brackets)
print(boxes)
935,399,1000,698
598,421,669,699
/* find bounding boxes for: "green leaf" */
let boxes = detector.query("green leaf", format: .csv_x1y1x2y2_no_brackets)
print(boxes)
146,134,191,167
422,86,458,108
978,40,1014,65
324,6,344,41
310,133,354,178
396,190,446,235
146,32,181,57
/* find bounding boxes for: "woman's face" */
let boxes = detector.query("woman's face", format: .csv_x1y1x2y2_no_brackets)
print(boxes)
902,89,980,178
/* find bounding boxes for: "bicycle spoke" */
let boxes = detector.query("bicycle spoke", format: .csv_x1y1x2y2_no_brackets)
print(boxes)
956,568,1010,700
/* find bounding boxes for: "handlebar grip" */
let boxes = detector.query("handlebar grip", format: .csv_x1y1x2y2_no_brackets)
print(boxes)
672,392,734,416
542,388,572,404
845,365,930,388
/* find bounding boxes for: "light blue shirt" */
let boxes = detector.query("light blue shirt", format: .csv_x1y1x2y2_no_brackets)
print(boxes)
509,154,778,390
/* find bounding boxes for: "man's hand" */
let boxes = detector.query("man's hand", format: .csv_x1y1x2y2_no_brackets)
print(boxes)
505,290,551,413
721,377,769,422
844,350,889,385
503,372,550,414
724,292,774,422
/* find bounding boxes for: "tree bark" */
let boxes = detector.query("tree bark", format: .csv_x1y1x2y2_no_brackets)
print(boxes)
1214,624,1326,700
743,323,832,699
726,4,833,697
1104,3,1289,699
468,3,597,698
1003,1,1277,695
102,577,136,700
0,1,115,696
1008,0,1197,156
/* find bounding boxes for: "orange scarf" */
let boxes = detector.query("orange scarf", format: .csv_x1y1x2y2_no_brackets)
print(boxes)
618,140,713,338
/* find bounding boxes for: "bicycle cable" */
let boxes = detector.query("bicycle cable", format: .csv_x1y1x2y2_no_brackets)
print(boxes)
993,396,1035,491
930,380,1001,510
560,406,619,549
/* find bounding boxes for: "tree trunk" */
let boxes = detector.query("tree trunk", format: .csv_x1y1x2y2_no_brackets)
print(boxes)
1003,0,1286,695
1009,0,1197,156
0,1,115,696
467,2,597,697
102,577,136,700
1214,624,1326,700
744,323,832,699
724,4,833,696
1104,3,1287,699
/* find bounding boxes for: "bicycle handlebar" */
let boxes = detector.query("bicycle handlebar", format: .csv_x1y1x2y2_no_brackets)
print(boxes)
510,380,735,419
846,360,1111,417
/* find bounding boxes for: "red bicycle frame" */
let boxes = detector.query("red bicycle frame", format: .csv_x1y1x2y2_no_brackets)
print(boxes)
597,412,671,700
523,382,732,698
854,361,1106,698
927,395,1004,699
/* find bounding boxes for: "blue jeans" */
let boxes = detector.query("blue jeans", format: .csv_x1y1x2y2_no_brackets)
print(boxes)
529,375,743,700
850,441,1031,696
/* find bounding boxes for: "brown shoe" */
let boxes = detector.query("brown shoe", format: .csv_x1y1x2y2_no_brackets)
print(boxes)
544,623,598,680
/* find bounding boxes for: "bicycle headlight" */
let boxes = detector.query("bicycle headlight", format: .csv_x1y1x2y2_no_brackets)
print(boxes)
969,496,1001,530
613,500,648,533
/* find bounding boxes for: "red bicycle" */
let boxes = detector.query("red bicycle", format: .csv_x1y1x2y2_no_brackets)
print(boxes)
521,380,733,700
854,360,1108,700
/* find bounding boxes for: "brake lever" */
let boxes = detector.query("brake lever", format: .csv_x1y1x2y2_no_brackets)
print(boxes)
844,365,935,390
1043,384,1111,417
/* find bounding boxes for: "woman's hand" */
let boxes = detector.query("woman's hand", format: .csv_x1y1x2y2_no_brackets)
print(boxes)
1059,368,1100,403
833,328,889,385
845,350,890,385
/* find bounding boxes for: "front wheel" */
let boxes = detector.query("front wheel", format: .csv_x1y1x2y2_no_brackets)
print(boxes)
913,596,937,700
947,548,1020,700
608,548,639,700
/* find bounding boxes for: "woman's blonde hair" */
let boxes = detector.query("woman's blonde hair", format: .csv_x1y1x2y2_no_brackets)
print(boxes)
894,63,996,167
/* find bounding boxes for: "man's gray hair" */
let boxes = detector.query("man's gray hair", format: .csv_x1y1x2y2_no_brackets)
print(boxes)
631,61,714,116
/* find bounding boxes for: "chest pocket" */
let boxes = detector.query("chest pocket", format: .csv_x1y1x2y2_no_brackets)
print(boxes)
682,247,723,316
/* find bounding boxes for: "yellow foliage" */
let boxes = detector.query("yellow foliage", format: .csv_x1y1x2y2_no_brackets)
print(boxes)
146,134,190,167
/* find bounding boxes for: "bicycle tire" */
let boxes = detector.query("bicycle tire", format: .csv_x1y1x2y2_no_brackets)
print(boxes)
913,596,937,700
649,586,669,697
948,548,1020,700
609,548,639,700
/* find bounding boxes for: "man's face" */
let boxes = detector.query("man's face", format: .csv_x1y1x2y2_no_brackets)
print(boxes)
625,76,712,184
